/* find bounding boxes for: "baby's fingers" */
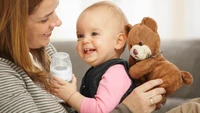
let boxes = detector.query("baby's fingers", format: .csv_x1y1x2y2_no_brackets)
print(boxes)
53,76,67,85
52,81,61,89
71,74,77,84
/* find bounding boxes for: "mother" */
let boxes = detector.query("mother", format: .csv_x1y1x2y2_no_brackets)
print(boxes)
0,0,165,113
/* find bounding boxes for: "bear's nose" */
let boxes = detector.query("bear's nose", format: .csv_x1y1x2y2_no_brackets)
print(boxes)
133,49,138,55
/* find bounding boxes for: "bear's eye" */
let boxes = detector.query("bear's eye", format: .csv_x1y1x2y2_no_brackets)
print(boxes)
139,42,143,46
130,45,132,48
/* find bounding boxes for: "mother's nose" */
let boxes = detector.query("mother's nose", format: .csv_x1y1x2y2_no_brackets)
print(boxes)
51,15,62,27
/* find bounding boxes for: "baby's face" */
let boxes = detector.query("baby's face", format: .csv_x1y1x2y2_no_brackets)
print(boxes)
75,8,119,66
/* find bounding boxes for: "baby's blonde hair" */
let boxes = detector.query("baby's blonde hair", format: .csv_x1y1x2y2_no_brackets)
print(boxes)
83,1,128,33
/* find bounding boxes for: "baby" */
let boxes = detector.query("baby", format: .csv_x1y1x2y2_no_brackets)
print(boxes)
51,1,136,113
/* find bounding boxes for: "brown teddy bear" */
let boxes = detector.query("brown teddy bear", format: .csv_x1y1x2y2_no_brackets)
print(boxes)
124,17,193,107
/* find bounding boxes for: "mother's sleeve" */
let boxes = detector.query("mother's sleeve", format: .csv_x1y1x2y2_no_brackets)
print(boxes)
111,103,132,113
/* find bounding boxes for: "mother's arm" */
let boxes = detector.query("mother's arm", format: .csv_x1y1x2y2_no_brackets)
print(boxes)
111,103,132,113
0,73,40,113
111,79,166,113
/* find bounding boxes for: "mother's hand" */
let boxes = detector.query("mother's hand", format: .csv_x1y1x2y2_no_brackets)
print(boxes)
122,79,166,113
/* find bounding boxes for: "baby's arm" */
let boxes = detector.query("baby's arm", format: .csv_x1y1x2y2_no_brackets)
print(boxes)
51,75,84,112
52,65,131,113
80,64,131,113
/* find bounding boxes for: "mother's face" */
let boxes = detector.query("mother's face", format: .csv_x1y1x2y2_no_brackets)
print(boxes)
27,0,62,49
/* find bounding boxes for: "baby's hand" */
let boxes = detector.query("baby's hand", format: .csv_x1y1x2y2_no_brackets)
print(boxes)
51,74,78,102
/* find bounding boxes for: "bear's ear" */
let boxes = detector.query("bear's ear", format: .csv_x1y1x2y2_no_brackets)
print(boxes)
124,24,132,36
141,17,158,32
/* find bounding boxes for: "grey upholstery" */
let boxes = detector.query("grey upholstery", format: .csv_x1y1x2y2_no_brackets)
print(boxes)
51,39,200,113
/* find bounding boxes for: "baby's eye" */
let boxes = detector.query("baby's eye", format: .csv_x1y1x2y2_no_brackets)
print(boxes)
91,32,99,36
77,34,84,38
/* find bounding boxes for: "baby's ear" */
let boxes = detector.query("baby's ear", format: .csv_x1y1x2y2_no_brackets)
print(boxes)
115,33,127,50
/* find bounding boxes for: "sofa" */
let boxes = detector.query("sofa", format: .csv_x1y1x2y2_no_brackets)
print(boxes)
51,39,200,113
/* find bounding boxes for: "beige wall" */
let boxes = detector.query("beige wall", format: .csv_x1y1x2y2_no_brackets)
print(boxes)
51,0,200,41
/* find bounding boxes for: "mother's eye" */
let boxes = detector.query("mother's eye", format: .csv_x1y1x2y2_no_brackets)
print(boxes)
41,18,49,23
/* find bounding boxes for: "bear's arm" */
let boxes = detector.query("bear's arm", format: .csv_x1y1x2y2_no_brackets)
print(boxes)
129,56,137,67
129,58,157,79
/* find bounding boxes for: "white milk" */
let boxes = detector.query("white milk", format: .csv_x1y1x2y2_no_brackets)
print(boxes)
50,65,72,82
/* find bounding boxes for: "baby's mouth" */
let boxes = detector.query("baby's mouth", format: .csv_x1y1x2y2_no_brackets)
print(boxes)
84,48,96,54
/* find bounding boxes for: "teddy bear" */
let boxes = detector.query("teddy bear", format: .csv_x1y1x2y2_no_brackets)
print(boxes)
124,17,193,107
